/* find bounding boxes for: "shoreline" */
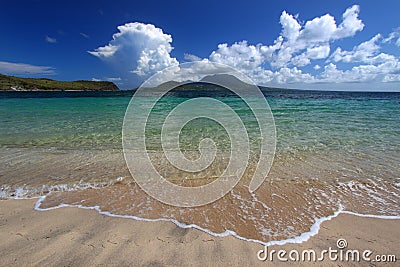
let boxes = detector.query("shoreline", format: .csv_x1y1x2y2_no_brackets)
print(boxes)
0,89,121,92
0,198,398,266
1,145,399,251
30,194,400,246
33,195,344,247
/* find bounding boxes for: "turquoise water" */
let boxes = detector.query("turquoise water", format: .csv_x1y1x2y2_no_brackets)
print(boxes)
1,90,400,189
1,90,399,243
1,96,127,149
1,90,399,155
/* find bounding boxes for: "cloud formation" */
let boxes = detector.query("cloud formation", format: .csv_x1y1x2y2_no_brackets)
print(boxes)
384,29,400,47
80,32,90,39
91,77,122,82
45,36,57,43
209,5,364,71
329,34,396,64
205,5,400,86
184,53,202,62
89,22,178,76
90,5,400,89
0,61,55,75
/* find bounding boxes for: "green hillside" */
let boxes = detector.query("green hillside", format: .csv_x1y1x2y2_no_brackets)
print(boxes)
0,74,119,91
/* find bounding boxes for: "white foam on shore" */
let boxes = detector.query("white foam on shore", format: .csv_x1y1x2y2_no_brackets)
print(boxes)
340,210,400,219
2,178,399,247
0,178,125,200
31,194,400,247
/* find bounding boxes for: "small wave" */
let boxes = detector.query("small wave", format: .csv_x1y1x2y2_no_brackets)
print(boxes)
2,177,399,247
32,193,400,246
0,176,127,200
33,194,344,246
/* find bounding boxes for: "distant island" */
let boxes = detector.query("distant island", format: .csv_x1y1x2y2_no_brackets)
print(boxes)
0,74,119,91
0,73,287,92
152,74,285,91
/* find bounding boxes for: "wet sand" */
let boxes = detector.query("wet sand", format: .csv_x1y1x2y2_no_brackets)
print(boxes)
3,147,399,245
0,198,398,266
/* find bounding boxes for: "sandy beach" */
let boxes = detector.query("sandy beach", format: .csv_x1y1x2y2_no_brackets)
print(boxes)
0,198,398,266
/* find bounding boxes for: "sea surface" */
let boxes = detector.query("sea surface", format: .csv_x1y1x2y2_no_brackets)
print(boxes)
1,89,399,244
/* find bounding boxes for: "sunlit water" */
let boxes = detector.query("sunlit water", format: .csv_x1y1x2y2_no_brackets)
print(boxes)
1,89,399,243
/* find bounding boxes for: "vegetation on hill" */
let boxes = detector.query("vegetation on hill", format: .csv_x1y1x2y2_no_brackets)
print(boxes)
152,74,286,91
0,74,119,91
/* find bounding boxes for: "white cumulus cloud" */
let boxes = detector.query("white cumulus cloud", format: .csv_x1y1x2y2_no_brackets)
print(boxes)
383,29,400,47
271,5,364,67
89,5,400,90
203,4,400,87
318,60,400,84
208,5,364,72
210,41,266,71
89,22,178,77
329,34,395,64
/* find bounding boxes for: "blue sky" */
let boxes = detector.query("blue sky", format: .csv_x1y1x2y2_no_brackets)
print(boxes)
1,0,400,90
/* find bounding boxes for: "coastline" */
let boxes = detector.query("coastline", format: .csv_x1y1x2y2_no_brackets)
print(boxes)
0,89,121,92
0,198,398,266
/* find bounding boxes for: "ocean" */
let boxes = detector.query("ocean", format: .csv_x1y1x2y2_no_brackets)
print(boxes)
1,89,399,244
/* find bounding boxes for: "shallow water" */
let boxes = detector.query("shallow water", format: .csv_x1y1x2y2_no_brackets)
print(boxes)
1,89,399,243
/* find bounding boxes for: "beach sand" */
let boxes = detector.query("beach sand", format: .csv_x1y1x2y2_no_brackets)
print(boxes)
0,198,398,266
